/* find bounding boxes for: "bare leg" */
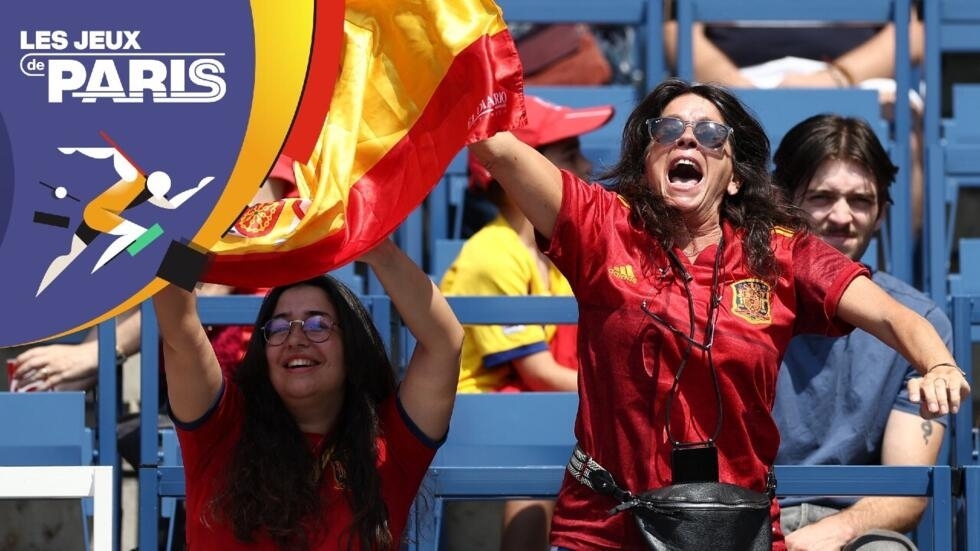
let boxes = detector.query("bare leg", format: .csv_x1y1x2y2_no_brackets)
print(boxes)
909,114,924,236
500,499,555,551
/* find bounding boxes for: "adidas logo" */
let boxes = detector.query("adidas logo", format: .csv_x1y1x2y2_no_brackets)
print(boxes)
608,265,637,284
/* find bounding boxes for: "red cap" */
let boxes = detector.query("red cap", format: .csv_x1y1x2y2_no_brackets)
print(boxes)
269,155,295,184
267,154,299,198
469,95,614,189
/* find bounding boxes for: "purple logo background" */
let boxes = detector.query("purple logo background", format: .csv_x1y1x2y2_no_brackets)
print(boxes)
0,1,256,345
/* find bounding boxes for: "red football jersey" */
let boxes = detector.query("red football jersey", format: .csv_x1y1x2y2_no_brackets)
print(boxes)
176,382,437,550
543,172,869,551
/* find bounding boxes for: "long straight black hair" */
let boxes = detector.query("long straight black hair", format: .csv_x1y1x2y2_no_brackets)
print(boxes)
211,275,396,551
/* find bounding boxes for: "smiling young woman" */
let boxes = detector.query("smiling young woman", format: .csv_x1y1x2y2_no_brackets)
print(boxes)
152,239,463,550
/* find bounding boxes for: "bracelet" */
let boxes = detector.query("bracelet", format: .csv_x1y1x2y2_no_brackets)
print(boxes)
826,66,849,88
927,362,967,377
828,61,856,87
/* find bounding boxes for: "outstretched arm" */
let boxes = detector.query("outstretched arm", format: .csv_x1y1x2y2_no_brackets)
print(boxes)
836,276,971,417
152,284,223,423
358,240,464,440
467,132,564,240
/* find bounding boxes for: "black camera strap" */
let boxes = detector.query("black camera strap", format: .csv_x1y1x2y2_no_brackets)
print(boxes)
641,234,726,450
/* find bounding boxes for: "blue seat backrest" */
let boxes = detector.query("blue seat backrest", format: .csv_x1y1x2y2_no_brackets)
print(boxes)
929,1,980,53
950,238,980,296
923,85,980,302
949,238,980,466
735,88,886,156
432,392,578,468
0,391,90,466
431,238,466,284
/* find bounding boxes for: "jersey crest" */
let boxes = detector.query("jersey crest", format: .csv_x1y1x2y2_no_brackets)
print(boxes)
730,279,772,324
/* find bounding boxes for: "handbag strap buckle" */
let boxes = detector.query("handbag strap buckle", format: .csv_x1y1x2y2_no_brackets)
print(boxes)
567,444,633,504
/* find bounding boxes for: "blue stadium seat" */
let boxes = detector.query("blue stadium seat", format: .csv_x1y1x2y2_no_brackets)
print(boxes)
408,392,578,551
922,1,980,302
963,464,980,551
0,391,96,550
943,237,980,550
430,238,465,284
924,85,980,302
948,257,980,467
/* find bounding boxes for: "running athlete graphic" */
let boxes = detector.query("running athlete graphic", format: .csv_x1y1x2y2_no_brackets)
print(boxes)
36,132,213,296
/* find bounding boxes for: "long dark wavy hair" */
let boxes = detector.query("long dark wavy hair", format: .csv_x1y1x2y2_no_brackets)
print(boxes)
209,275,396,551
772,113,896,215
603,78,805,279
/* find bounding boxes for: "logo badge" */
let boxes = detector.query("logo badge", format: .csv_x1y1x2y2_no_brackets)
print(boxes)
0,2,343,346
730,279,772,325
608,264,637,284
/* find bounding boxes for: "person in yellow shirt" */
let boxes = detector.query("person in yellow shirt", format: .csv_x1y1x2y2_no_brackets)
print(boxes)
439,95,613,551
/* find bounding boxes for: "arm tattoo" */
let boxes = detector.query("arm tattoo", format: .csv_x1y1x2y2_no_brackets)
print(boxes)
921,421,933,445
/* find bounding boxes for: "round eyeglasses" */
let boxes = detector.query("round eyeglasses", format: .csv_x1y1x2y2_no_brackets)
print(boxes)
262,315,339,346
645,117,733,150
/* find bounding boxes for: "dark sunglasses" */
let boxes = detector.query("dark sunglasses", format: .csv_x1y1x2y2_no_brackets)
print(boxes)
262,315,339,346
645,117,733,150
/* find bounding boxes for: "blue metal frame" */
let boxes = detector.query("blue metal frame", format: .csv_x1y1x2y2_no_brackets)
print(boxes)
96,320,121,551
965,465,980,551
923,2,980,303
950,294,980,467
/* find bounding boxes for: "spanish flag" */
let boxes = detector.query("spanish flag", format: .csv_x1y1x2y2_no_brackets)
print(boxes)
205,0,526,286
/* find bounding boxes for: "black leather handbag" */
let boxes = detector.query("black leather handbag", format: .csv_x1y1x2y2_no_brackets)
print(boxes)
578,454,773,551
615,480,772,551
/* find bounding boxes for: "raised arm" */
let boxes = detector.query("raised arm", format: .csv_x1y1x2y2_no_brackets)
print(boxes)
467,132,564,240
836,276,971,416
152,284,223,423
358,240,464,440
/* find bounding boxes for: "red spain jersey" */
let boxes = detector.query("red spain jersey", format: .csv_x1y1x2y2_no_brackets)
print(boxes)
543,173,869,551
175,381,438,550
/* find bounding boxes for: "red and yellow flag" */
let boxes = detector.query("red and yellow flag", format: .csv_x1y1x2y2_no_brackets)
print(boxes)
205,0,525,286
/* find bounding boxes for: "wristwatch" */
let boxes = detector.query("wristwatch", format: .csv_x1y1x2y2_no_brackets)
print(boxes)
115,345,127,366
